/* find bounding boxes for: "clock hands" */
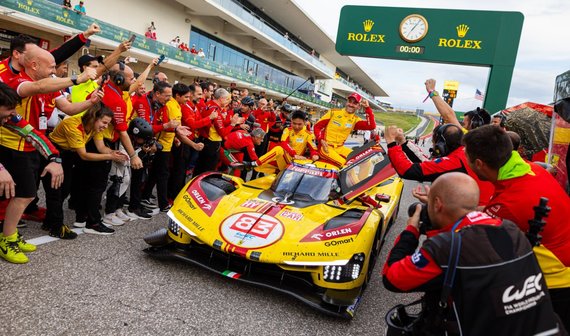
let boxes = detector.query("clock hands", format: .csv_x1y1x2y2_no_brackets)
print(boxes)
407,19,422,37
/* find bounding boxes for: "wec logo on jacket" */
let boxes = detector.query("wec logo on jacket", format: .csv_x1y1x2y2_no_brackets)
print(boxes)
499,273,546,315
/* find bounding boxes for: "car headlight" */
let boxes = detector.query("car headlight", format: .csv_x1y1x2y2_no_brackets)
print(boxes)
168,218,180,236
322,253,365,282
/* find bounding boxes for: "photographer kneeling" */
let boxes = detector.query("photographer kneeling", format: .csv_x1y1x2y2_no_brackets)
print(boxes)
382,172,564,336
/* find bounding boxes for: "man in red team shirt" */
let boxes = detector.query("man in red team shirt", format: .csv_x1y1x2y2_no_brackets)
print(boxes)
222,128,265,177
463,125,570,328
385,124,494,206
0,23,101,84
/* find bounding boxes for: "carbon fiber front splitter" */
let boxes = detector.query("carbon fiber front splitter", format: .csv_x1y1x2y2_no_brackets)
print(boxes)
144,235,363,319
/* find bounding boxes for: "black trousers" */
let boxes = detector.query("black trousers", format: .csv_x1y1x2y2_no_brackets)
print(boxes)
142,150,171,209
128,164,145,212
41,149,79,230
193,138,221,176
168,143,191,200
75,140,111,226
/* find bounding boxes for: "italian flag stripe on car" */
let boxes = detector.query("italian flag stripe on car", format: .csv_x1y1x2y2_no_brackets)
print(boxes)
222,270,241,279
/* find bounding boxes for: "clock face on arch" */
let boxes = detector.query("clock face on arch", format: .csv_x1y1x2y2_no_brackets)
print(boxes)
399,14,429,43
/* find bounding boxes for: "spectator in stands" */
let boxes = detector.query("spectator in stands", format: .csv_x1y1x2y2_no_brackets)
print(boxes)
197,48,205,58
145,22,157,40
463,125,570,328
62,0,72,10
169,36,180,48
190,44,197,54
74,1,86,15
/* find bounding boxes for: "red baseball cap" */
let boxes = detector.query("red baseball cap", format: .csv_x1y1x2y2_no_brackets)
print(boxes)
348,92,362,103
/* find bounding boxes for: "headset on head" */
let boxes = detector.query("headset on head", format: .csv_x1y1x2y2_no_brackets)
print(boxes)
432,124,462,158
496,114,507,128
112,61,126,86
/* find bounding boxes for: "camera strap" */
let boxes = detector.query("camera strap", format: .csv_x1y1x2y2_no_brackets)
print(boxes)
439,219,463,307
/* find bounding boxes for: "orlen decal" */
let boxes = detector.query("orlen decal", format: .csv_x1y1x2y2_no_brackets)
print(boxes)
300,209,371,242
279,210,303,221
220,212,284,249
188,187,216,217
241,199,265,209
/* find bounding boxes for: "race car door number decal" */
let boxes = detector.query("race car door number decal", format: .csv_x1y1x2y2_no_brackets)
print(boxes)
220,212,284,249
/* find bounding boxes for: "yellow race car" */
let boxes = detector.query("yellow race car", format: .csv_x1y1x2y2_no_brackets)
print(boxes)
144,143,404,318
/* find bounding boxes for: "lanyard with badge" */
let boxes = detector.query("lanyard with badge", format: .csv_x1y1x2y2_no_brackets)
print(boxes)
38,96,48,130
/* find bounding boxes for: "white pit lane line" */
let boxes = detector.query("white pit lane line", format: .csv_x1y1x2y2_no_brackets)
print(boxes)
25,228,84,246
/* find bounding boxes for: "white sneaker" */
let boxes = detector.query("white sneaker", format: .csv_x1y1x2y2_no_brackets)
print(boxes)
102,213,125,226
73,221,86,228
147,208,160,216
115,209,133,222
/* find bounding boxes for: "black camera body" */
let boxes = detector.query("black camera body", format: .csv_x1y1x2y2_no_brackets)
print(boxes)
408,202,432,234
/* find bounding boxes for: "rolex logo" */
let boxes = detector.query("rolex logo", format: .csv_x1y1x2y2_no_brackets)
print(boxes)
63,10,68,17
363,19,374,32
456,24,469,38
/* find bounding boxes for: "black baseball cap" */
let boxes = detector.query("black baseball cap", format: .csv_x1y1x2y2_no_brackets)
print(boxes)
78,54,104,69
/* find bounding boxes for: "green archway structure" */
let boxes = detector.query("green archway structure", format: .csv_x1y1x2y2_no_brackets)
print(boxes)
336,6,524,113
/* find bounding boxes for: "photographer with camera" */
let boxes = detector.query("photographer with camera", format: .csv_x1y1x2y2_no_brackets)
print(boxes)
382,172,563,336
124,118,158,220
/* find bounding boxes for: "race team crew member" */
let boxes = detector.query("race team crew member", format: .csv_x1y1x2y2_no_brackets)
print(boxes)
142,82,202,211
69,40,131,113
313,92,376,167
424,78,490,133
463,125,570,328
238,111,319,174
266,103,292,151
222,128,265,176
0,83,63,264
0,23,100,84
47,105,128,239
385,124,494,206
382,173,562,336
168,83,211,200
194,88,240,176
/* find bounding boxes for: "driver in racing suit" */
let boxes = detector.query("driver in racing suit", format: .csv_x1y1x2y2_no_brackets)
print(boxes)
313,92,376,167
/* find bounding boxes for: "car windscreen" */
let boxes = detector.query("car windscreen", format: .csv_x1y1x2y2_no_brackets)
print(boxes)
272,169,334,202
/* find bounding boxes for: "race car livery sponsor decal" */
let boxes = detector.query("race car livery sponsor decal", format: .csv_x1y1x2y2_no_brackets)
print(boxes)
324,237,354,247
289,164,338,178
279,210,303,221
187,186,218,217
176,208,205,232
182,194,197,210
282,251,341,258
241,199,265,209
220,212,284,249
300,209,371,242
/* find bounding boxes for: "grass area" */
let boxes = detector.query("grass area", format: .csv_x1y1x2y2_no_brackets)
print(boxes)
421,117,435,137
374,112,421,133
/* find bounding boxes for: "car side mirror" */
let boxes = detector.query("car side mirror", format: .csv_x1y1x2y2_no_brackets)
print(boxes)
376,193,391,203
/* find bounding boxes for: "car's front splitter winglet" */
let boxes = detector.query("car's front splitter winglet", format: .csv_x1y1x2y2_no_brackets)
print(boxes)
143,244,362,319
